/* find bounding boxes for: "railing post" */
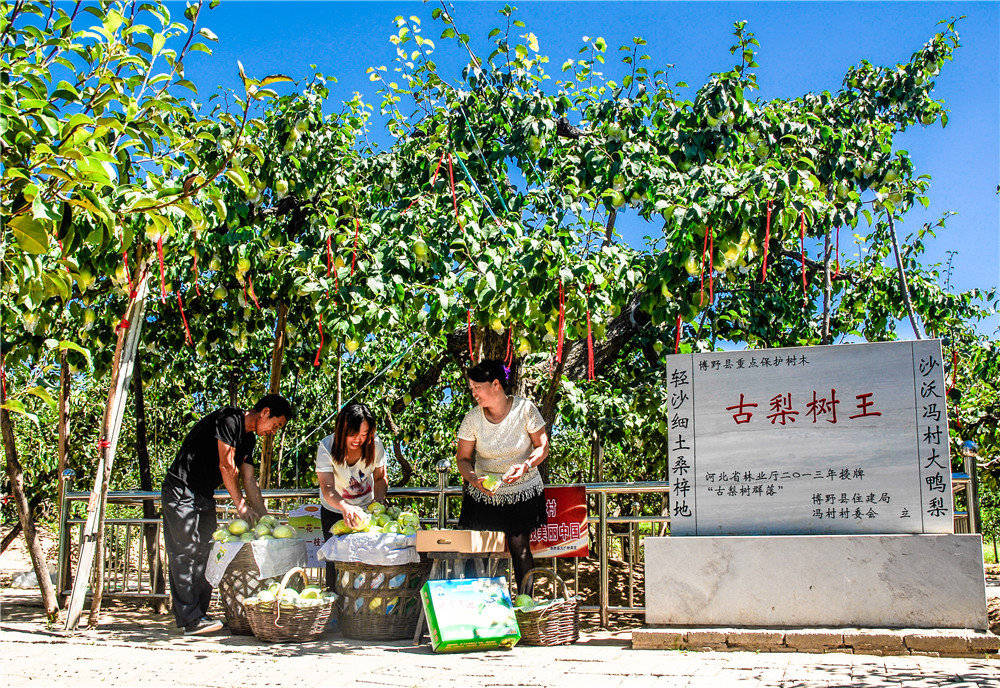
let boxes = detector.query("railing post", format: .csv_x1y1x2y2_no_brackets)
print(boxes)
435,459,450,529
57,469,76,605
599,489,609,627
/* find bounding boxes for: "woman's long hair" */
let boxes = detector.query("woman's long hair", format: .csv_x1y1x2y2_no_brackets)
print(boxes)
329,402,377,466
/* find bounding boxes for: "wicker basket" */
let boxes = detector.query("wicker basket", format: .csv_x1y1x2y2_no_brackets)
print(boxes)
514,568,579,646
217,544,265,635
244,567,334,642
334,560,431,640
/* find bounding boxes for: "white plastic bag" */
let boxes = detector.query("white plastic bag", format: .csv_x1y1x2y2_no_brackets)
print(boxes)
317,532,419,565
11,568,57,589
205,538,306,587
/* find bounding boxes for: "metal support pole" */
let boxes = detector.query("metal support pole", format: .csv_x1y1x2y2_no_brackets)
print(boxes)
57,469,76,601
436,459,450,529
599,490,609,628
967,454,982,534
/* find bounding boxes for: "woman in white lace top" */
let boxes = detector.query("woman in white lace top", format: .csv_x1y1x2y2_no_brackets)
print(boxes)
456,359,549,592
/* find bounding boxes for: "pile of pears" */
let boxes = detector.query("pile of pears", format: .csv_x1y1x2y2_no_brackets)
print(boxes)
244,577,336,609
212,514,298,544
330,502,423,537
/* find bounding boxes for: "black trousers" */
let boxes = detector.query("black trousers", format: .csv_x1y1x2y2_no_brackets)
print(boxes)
320,506,343,591
161,476,217,629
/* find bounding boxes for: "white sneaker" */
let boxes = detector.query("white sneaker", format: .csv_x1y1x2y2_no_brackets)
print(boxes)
184,617,224,635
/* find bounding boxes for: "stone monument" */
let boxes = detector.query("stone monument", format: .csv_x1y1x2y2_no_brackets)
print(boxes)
645,340,987,630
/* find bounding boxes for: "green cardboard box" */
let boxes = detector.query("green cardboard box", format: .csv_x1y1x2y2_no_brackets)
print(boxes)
420,577,520,652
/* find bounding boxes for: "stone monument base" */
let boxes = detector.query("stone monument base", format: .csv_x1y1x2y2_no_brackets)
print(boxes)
644,534,986,630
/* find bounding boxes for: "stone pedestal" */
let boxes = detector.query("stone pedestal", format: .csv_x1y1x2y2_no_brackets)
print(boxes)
644,534,987,630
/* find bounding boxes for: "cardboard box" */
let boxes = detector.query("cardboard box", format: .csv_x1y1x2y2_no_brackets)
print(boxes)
286,503,324,567
415,529,506,553
420,577,520,652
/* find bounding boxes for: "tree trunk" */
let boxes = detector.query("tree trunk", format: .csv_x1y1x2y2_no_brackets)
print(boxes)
259,303,287,489
228,373,238,406
886,214,923,340
134,352,167,613
56,349,71,605
0,358,59,621
0,492,44,553
822,226,832,344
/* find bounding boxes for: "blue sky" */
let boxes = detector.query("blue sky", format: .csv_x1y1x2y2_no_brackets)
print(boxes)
174,1,999,335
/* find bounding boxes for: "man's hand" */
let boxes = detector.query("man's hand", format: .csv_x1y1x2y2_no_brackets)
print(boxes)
235,502,258,527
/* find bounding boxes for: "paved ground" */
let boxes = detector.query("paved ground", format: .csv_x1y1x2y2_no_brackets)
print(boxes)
1,593,998,688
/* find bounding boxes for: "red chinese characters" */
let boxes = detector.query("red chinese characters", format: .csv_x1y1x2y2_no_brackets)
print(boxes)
848,392,882,419
725,391,882,426
725,394,758,424
766,393,799,425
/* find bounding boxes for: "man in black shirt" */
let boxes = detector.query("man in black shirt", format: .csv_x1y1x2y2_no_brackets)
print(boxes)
161,394,293,634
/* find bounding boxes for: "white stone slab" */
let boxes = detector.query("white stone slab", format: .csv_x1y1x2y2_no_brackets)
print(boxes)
666,340,952,536
644,534,986,630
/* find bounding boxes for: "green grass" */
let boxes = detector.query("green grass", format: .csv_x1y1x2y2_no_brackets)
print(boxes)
984,539,999,565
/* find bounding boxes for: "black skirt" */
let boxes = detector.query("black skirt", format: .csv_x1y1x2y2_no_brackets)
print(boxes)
457,486,546,536
320,506,343,591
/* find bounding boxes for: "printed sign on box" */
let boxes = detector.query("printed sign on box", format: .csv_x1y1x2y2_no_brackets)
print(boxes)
420,577,520,653
530,486,589,557
666,340,952,536
286,503,324,567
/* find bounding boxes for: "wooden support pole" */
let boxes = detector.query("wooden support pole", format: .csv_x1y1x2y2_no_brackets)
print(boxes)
259,303,287,489
64,270,151,630
56,349,71,606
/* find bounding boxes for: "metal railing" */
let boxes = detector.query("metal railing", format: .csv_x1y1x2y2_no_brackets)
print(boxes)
57,467,671,626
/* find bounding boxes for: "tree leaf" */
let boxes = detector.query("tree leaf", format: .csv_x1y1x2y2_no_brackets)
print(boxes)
26,386,57,409
1,400,39,428
58,340,93,367
9,216,49,254
260,74,293,86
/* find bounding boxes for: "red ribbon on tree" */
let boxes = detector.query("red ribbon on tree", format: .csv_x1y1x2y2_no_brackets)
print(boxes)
192,254,201,297
314,314,324,367
948,349,959,393
326,234,333,278
833,225,841,279
156,236,166,303
351,218,360,277
504,327,514,368
177,292,193,346
467,309,476,363
402,150,446,214
675,314,682,354
708,228,715,304
800,212,807,304
446,151,462,230
760,200,772,283
115,318,131,333
96,439,111,450
247,275,261,310
556,280,565,364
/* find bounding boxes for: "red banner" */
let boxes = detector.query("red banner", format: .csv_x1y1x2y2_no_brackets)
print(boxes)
529,486,589,557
